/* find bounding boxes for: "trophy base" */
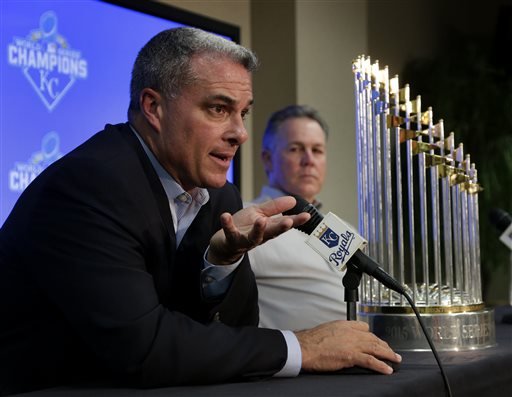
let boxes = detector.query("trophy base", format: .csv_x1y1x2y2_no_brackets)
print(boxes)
358,304,496,351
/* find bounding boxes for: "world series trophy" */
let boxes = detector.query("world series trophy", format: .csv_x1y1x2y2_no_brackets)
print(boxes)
352,56,496,350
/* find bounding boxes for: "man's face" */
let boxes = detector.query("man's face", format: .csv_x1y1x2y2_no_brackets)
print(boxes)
263,117,327,203
155,55,253,191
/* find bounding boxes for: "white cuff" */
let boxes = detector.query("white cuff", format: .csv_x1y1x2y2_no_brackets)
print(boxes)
203,246,243,279
274,330,301,377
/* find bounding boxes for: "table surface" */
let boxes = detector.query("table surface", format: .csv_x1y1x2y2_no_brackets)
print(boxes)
16,307,512,397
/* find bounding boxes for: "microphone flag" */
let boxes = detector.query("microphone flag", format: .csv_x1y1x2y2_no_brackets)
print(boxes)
304,212,367,272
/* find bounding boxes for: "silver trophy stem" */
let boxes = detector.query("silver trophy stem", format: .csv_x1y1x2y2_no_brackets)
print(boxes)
439,123,455,304
416,96,430,305
451,142,464,296
381,67,395,305
466,156,476,301
372,62,385,302
363,57,375,303
391,76,405,306
427,108,442,305
459,148,471,298
354,56,371,304
403,86,418,303
354,57,364,237
471,164,482,301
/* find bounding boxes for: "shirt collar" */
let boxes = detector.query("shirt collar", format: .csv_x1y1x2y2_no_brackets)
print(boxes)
129,124,209,206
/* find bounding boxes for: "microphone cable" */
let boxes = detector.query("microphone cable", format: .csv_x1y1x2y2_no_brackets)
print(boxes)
401,291,453,397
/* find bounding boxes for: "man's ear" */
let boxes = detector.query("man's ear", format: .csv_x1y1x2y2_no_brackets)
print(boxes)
261,149,273,176
139,88,163,132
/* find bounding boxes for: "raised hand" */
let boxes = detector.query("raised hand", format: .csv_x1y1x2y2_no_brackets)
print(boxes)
208,196,310,265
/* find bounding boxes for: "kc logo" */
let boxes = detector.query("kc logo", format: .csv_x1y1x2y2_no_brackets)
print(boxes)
7,11,88,112
319,226,340,248
39,69,61,100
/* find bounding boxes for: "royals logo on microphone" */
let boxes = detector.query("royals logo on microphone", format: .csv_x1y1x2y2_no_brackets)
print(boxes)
318,227,339,248
306,213,367,272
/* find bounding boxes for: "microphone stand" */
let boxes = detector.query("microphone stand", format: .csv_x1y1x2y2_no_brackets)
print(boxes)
343,264,362,321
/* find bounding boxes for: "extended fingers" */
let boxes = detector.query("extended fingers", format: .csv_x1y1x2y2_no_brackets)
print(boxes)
257,196,297,216
219,213,237,236
247,216,267,246
221,212,268,248
265,216,294,236
258,197,311,222
354,335,401,374
353,354,394,374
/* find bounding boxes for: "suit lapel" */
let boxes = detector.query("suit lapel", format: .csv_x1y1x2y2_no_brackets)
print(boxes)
118,124,177,249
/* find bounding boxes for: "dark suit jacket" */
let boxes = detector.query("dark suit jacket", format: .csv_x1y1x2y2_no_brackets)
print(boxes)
0,123,287,395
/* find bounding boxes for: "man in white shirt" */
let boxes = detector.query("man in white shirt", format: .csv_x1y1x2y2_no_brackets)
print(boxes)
250,105,347,330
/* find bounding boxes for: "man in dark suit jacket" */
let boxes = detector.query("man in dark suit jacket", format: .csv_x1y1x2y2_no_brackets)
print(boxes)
0,27,400,395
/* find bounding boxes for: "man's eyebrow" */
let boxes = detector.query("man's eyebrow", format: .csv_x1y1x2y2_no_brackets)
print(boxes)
206,94,235,105
287,141,326,147
206,94,254,107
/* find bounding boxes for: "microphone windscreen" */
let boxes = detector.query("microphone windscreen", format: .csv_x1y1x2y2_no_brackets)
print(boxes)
282,194,310,216
489,208,512,233
282,194,323,235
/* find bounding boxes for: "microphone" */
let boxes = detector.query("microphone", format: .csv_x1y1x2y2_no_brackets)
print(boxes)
489,208,512,250
283,196,405,295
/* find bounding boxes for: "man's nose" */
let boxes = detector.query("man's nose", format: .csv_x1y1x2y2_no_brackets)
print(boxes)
301,149,315,165
227,115,249,146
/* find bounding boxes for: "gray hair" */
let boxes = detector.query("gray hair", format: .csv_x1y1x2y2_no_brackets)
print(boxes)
262,104,329,151
128,27,258,117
